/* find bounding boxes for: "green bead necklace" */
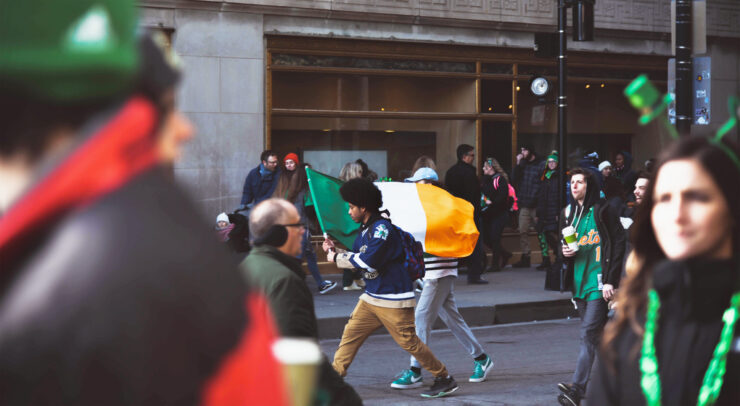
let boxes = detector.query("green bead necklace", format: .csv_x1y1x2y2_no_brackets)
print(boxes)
640,289,740,406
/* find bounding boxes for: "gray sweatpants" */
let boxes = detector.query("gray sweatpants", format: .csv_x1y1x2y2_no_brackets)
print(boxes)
410,276,485,368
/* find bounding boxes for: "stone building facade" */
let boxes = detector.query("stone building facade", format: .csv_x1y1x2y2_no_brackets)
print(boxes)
140,0,740,217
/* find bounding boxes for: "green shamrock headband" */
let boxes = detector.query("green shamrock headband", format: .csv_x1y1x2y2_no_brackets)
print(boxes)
624,74,740,170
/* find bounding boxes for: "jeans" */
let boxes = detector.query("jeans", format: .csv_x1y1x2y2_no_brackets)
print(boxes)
483,211,510,259
572,298,608,392
410,276,484,368
300,229,325,286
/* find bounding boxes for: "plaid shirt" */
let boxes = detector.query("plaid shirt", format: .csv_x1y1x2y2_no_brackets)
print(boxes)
513,158,545,208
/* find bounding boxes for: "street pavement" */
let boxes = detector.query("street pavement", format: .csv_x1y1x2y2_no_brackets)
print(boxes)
308,267,578,339
320,319,581,405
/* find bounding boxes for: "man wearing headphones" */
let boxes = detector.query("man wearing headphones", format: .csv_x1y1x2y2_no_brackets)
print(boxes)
242,198,361,405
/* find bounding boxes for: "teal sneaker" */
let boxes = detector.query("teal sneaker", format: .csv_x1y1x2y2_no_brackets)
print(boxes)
469,355,494,382
390,369,423,389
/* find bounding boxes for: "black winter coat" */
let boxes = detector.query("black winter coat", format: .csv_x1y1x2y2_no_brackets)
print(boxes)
536,171,561,232
481,173,510,218
445,161,481,216
587,259,740,405
558,201,626,290
0,168,253,404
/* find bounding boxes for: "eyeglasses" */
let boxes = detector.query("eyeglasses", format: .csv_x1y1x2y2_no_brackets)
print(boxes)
266,160,279,165
465,152,475,157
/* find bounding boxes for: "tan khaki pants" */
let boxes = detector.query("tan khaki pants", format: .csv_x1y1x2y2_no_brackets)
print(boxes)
332,300,448,378
518,207,537,255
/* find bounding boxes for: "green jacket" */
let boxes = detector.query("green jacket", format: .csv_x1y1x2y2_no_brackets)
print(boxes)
242,245,318,338
242,245,364,406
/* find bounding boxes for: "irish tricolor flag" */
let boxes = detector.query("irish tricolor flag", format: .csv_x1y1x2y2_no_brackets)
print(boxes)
306,167,479,258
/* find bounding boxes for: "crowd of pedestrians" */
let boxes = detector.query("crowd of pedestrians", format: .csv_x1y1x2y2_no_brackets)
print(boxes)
2,2,738,404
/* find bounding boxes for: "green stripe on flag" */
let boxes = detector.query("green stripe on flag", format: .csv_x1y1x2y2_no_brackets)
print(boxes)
305,167,359,249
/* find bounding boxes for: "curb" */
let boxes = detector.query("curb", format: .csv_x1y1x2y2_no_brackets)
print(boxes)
317,299,578,340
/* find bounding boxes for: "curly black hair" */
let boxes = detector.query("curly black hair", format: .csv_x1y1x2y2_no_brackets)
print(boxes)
339,178,383,213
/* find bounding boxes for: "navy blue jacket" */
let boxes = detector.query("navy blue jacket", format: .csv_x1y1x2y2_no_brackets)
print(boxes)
337,215,414,308
240,164,279,206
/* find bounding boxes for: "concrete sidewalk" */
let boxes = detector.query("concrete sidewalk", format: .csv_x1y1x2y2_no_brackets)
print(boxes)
307,267,577,340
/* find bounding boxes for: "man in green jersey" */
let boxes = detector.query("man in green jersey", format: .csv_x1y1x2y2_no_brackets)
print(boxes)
556,168,626,406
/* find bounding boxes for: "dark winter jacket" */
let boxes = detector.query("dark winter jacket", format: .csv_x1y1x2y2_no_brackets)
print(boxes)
243,245,363,406
243,244,317,337
0,98,282,405
0,171,271,403
613,150,637,193
240,164,280,206
512,157,545,208
536,170,561,232
445,161,481,216
587,259,740,405
558,172,626,290
481,173,510,218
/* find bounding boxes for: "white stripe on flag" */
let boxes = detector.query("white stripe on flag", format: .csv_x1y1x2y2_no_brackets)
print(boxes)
375,182,427,251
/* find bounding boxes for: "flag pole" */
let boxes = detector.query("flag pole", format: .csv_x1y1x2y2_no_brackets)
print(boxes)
305,166,333,249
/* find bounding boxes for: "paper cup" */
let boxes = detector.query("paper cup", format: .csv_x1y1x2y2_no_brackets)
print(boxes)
562,226,579,252
272,338,322,406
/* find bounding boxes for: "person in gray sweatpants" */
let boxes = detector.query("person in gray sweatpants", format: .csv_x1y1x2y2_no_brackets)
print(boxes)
390,168,494,389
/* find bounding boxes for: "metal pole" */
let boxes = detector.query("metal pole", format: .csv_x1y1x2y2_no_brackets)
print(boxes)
675,0,693,136
558,0,568,212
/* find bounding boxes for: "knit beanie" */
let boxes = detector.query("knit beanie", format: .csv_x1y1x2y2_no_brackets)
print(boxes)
598,161,612,171
547,150,559,162
216,212,229,224
284,152,299,165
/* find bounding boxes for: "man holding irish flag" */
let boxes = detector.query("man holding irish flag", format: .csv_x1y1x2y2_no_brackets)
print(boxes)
321,178,460,399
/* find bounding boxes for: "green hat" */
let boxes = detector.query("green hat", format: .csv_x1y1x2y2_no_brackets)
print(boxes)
0,0,139,102
547,150,559,162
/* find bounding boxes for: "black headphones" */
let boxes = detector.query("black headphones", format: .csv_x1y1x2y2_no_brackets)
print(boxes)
253,225,288,247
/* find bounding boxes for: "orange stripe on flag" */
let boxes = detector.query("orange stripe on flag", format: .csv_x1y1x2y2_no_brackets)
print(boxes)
416,184,479,257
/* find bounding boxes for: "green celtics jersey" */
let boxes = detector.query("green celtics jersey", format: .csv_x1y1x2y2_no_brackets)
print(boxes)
572,207,603,301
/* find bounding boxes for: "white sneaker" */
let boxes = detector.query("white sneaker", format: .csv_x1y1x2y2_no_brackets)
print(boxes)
343,281,362,291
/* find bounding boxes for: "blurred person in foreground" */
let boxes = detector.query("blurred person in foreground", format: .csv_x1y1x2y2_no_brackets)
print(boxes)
273,153,337,294
587,136,740,405
556,168,626,406
242,199,361,405
0,3,285,404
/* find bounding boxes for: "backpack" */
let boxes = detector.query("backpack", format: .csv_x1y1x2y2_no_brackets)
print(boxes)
493,175,519,211
392,224,426,281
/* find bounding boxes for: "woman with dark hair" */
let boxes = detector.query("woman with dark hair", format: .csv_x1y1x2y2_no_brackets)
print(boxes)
481,157,513,271
587,136,740,405
274,153,338,294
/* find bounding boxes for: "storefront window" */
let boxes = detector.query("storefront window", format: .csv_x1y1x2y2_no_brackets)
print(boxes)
272,117,475,180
